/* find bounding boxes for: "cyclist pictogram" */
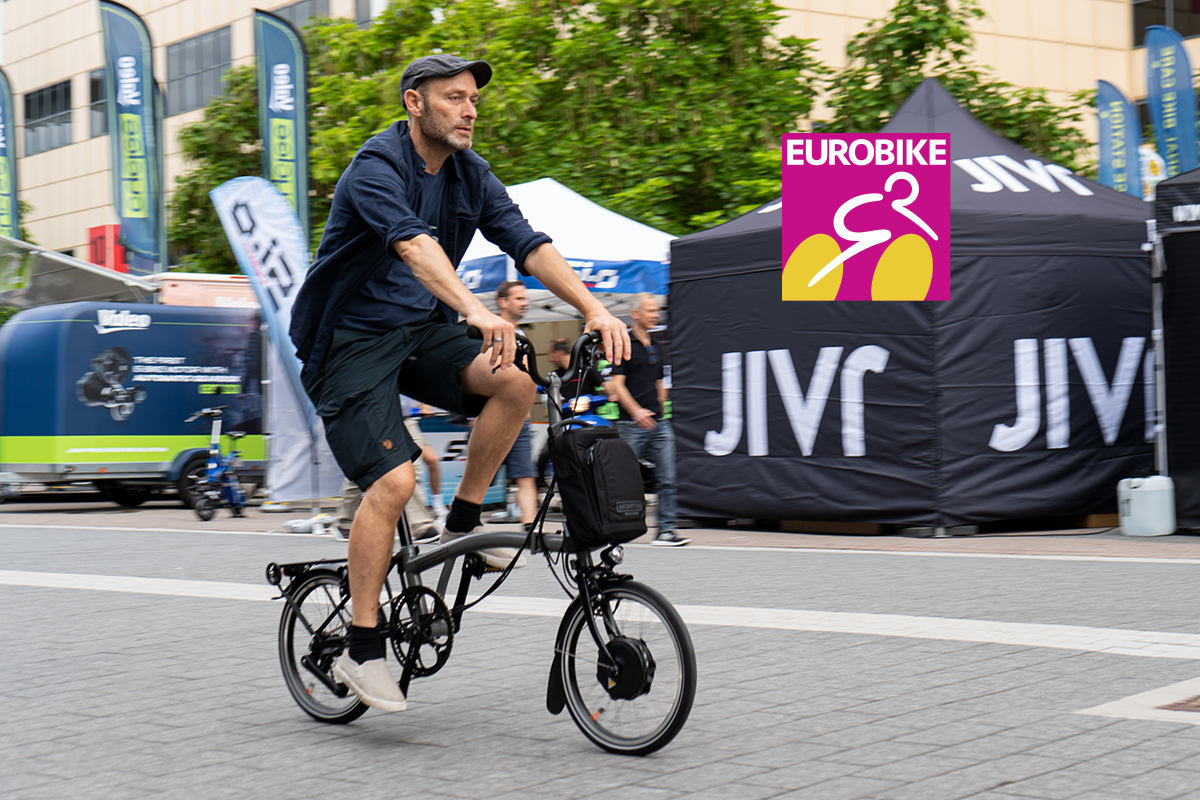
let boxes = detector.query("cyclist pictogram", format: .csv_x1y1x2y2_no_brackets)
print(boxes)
782,134,951,301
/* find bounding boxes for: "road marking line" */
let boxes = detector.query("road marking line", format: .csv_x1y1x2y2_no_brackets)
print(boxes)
1078,675,1200,726
0,524,1197,564
4,569,1200,659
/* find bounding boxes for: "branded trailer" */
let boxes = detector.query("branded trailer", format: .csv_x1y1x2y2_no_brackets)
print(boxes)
0,301,265,506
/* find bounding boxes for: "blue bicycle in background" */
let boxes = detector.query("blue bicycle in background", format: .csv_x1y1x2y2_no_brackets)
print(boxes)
185,400,247,521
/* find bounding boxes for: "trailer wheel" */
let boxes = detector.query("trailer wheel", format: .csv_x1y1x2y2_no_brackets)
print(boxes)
178,454,208,509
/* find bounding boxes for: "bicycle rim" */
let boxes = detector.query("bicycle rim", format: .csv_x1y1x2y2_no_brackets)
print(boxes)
278,573,367,723
560,581,696,755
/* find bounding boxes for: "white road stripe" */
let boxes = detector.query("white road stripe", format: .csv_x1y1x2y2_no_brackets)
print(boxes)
2,523,1199,564
4,569,1200,659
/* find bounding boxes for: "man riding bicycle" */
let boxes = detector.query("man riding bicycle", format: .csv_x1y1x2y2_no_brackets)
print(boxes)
289,54,629,714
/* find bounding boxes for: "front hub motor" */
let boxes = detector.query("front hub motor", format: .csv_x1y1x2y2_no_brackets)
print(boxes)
596,637,656,701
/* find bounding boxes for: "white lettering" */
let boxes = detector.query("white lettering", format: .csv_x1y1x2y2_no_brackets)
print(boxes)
116,56,141,107
928,139,947,165
1044,338,1069,449
704,352,743,456
906,139,928,166
767,347,842,458
95,308,152,333
989,339,1040,452
786,139,804,165
1174,204,1200,222
1070,337,1144,446
840,346,890,457
268,63,295,113
849,139,873,166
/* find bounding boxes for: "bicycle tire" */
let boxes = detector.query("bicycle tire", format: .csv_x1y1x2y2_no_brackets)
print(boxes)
194,496,216,522
278,572,368,724
557,580,696,755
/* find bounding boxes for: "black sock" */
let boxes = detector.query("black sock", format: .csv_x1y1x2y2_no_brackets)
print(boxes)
348,624,385,664
445,496,482,534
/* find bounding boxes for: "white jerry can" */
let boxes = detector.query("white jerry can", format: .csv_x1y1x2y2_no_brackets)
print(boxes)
1118,476,1176,537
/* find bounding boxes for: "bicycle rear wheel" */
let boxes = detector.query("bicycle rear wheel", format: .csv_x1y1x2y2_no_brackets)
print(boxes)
557,580,696,755
278,572,367,724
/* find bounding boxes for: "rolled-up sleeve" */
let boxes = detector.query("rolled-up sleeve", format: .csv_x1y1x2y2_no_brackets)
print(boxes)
345,152,430,258
476,172,552,275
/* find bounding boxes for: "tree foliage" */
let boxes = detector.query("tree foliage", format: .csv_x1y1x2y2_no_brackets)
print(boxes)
169,0,822,271
168,0,1094,273
823,0,1091,172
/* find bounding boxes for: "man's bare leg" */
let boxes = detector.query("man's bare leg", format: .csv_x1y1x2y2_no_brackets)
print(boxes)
349,462,414,627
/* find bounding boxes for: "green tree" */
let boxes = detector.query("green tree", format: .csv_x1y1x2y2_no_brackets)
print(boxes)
169,66,261,272
169,0,824,271
823,0,1091,172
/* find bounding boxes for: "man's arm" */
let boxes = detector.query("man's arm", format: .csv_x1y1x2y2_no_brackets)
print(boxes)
610,374,656,429
657,378,667,409
393,235,516,368
522,243,629,366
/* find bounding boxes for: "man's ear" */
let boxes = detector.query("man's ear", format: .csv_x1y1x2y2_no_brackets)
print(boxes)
403,88,422,117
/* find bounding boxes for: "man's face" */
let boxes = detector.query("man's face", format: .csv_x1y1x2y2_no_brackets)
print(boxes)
500,285,529,321
547,348,569,370
410,71,479,152
633,298,661,329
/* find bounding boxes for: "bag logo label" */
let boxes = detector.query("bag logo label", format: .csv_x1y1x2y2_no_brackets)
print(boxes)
615,501,643,514
782,134,951,301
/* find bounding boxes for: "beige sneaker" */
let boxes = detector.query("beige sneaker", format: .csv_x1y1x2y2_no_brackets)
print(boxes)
332,652,407,712
439,527,527,569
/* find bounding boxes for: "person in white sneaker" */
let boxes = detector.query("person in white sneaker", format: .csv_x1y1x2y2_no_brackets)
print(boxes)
288,54,628,713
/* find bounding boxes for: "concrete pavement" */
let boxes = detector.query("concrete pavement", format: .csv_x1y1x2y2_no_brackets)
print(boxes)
7,498,1200,798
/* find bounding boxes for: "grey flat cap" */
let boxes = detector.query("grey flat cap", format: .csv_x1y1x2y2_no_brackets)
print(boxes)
400,54,492,97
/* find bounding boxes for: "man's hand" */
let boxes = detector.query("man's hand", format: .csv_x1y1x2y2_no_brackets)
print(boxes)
464,309,516,369
632,407,657,430
584,309,630,366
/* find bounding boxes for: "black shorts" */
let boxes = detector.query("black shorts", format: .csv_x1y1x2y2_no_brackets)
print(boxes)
302,320,484,490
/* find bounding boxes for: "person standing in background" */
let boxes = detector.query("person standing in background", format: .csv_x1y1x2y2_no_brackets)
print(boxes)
609,294,688,547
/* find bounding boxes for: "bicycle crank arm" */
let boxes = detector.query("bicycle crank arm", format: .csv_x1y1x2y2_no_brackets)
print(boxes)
300,654,349,698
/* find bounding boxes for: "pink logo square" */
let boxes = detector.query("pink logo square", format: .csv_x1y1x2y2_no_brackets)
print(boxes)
782,134,951,301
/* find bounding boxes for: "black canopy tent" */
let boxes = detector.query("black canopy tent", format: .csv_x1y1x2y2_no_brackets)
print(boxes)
670,78,1154,527
1152,170,1200,527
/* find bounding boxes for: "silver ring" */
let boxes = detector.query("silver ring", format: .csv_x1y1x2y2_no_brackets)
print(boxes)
493,337,503,342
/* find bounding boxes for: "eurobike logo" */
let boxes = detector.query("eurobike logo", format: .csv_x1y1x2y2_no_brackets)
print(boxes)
782,134,951,301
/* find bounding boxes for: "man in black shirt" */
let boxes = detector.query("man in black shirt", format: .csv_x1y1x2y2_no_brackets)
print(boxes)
609,295,688,546
289,55,629,713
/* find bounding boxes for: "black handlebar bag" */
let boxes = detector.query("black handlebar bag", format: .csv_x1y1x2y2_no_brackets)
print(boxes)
549,424,647,549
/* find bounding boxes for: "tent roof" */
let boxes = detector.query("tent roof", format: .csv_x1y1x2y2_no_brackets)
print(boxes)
461,177,673,264
674,78,1151,281
0,234,156,310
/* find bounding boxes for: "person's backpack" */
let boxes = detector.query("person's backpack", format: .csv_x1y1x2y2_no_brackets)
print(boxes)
549,424,646,549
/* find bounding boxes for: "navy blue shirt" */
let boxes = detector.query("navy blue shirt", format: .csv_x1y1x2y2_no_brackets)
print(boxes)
289,120,552,375
339,168,447,332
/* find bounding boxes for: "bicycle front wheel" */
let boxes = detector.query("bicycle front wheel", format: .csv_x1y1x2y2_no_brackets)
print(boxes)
558,581,696,755
278,572,367,724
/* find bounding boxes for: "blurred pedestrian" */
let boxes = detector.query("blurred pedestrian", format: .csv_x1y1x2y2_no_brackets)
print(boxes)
609,294,688,546
492,280,538,528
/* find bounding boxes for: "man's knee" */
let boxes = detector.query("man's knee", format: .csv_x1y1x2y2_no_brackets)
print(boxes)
364,463,416,517
492,367,536,406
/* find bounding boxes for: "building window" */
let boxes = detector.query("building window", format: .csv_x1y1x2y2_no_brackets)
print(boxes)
166,26,232,117
356,0,371,27
90,70,107,138
24,79,72,156
273,0,330,30
1134,1,1200,47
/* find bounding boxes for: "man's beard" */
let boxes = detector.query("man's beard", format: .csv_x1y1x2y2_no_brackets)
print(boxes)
419,110,471,152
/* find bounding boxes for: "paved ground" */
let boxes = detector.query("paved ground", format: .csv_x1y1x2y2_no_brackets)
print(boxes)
8,496,1200,798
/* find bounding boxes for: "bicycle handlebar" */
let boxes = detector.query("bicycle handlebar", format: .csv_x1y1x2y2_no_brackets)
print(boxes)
465,326,602,390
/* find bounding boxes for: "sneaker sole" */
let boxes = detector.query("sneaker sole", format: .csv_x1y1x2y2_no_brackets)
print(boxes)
331,661,408,713
651,539,690,547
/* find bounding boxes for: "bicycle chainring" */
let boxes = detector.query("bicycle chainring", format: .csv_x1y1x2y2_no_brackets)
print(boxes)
389,585,454,679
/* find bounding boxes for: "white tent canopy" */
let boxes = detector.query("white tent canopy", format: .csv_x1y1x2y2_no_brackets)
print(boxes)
457,178,674,321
